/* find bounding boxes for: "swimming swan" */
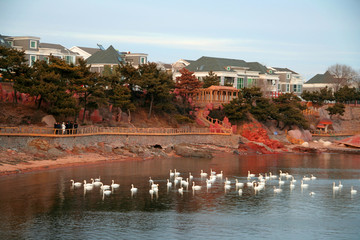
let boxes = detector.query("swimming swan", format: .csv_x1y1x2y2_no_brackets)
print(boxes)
351,186,357,194
111,180,120,188
192,182,202,191
273,186,282,193
200,170,208,177
70,180,82,187
131,184,138,193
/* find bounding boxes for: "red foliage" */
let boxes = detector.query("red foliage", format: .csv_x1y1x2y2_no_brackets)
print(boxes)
240,122,283,150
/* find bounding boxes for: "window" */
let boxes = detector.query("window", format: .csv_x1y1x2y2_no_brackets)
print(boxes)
30,55,36,66
226,66,231,71
140,57,146,64
278,83,281,91
237,78,244,89
286,73,291,79
297,84,302,93
293,84,297,92
286,84,290,92
30,40,37,49
65,56,72,64
269,70,272,74
247,78,256,87
7,41,13,47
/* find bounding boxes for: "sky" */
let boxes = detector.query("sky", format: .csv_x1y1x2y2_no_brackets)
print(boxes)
1,0,359,81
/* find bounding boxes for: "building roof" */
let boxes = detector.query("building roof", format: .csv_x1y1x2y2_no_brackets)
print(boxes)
0,35,11,48
77,46,101,55
246,62,269,74
305,71,335,84
39,43,77,55
86,45,124,65
273,67,298,74
186,56,248,72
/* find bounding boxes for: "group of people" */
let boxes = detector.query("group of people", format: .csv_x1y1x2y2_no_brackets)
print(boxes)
54,121,78,135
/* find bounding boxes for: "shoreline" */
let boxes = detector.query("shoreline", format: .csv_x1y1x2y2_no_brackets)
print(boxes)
0,140,359,177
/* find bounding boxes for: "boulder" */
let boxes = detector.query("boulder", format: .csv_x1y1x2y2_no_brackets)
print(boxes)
47,147,65,157
174,144,213,158
41,115,56,127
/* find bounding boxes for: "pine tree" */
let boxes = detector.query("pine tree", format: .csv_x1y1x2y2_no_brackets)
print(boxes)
202,71,219,88
0,46,31,103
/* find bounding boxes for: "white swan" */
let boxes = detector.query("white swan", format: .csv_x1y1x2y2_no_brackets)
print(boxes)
248,171,255,178
235,179,244,188
238,189,243,195
216,171,223,178
309,192,316,196
91,178,102,187
149,188,154,195
169,169,175,178
333,182,339,191
351,186,357,194
291,176,297,183
131,184,138,193
206,179,212,188
285,173,292,179
167,179,172,187
279,170,286,177
189,172,193,181
290,181,295,189
100,182,110,190
224,182,231,190
103,188,111,194
224,177,231,185
174,169,180,177
70,179,82,187
83,180,93,190
200,170,208,177
210,169,216,175
301,180,309,188
303,176,311,181
264,173,270,180
278,177,285,185
310,174,317,180
273,186,282,193
178,187,184,194
209,175,217,183
269,172,277,179
94,176,101,182
149,177,154,185
338,181,343,188
83,180,93,187
111,180,120,189
247,181,255,187
192,182,201,191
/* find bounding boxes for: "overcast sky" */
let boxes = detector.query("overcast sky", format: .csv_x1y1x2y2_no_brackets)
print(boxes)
1,0,359,80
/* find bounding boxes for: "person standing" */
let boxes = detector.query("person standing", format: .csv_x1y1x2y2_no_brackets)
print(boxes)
62,122,65,135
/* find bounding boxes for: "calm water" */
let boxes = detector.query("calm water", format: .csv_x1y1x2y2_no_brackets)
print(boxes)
0,153,360,240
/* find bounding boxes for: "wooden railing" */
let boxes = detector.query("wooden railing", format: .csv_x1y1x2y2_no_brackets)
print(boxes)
0,126,232,137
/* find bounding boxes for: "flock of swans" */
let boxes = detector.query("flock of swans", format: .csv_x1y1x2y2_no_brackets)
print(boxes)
70,168,358,199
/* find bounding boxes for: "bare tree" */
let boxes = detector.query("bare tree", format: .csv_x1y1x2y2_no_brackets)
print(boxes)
327,64,358,91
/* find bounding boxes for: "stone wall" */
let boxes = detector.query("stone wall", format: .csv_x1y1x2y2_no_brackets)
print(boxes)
0,134,240,151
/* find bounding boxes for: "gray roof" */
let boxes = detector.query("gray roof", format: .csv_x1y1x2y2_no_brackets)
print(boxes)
185,56,271,74
273,67,298,74
246,62,269,74
77,46,101,55
39,43,77,55
305,71,336,84
86,45,124,65
186,56,248,72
